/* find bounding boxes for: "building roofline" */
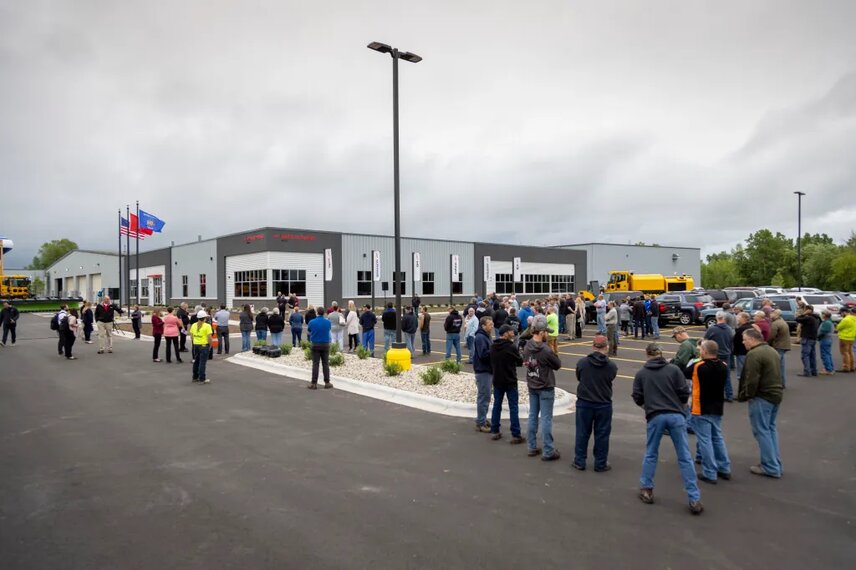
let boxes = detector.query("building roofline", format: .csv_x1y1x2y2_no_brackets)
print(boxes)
554,242,701,251
46,249,118,269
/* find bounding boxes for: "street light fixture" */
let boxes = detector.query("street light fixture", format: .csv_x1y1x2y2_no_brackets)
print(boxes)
367,41,422,361
794,191,805,291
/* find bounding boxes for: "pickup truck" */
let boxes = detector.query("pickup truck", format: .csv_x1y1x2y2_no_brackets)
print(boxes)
700,296,799,331
656,293,715,326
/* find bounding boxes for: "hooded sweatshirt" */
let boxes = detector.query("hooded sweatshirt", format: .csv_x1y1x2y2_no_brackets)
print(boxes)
631,357,690,420
490,337,523,389
444,310,463,334
575,351,617,404
472,328,494,374
523,339,562,391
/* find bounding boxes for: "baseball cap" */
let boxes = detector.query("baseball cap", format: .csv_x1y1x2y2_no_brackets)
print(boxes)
531,314,554,333
197,310,208,319
671,326,687,337
498,324,516,336
645,343,663,356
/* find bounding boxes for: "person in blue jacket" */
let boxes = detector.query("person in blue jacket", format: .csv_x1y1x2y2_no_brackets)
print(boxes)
307,306,332,390
472,316,495,432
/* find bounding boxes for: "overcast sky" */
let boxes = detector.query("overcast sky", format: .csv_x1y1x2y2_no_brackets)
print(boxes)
2,0,855,267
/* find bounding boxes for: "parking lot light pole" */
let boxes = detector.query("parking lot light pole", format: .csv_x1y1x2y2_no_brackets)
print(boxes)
367,41,421,348
794,191,805,291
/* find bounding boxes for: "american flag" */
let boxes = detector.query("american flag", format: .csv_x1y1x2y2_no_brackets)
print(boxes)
120,216,147,239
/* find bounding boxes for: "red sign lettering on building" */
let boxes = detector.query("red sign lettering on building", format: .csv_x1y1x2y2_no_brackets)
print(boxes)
244,233,265,243
276,233,315,241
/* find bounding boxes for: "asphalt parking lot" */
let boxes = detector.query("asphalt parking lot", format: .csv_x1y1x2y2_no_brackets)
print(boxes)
1,315,854,569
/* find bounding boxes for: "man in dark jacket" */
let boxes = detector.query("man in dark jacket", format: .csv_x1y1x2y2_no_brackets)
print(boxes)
489,324,524,443
796,304,820,377
704,311,735,401
738,328,784,478
492,304,508,338
472,317,494,432
402,307,418,356
632,343,703,515
418,306,431,355
94,297,123,354
381,302,397,353
632,298,647,339
573,335,618,472
523,315,562,461
176,303,190,352
0,301,20,346
686,340,731,484
359,305,377,357
443,307,463,363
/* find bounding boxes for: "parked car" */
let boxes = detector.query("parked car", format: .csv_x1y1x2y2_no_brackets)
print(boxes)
786,287,822,293
701,296,799,331
702,289,731,308
784,292,843,322
756,286,786,295
723,287,764,301
827,292,856,310
656,293,715,326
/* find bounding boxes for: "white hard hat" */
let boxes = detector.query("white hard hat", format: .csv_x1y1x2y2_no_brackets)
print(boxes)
197,310,208,319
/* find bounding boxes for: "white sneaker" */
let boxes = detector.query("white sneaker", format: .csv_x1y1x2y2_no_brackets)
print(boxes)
11,342,15,346
203,378,211,384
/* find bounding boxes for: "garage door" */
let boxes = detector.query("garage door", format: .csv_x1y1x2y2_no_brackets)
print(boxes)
76,276,86,298
64,277,74,296
90,273,102,299
226,251,324,309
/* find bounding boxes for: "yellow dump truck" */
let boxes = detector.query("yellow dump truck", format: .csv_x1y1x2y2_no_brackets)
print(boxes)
604,271,694,294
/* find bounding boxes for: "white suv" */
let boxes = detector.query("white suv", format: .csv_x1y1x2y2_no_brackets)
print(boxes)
786,293,843,322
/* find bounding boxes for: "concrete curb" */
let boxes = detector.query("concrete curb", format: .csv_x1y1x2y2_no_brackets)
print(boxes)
226,352,576,419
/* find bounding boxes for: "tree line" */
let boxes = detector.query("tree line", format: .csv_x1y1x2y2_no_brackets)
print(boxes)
701,229,856,291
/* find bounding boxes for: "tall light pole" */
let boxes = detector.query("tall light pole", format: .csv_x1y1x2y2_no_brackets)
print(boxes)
368,41,421,350
794,191,805,291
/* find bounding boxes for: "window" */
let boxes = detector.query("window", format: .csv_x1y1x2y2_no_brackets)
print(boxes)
551,275,574,293
393,272,406,296
199,274,207,297
524,274,549,294
272,269,306,297
452,273,463,294
495,273,514,294
422,272,435,295
234,269,268,297
130,283,137,299
141,280,149,299
182,275,188,297
357,271,372,296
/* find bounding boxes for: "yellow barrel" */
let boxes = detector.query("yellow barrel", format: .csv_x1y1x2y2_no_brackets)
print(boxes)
385,347,412,371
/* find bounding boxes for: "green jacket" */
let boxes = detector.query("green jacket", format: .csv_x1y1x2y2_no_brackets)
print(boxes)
738,343,783,405
672,338,698,370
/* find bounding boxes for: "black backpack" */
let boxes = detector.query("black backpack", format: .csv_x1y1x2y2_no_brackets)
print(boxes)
59,314,70,331
50,313,60,331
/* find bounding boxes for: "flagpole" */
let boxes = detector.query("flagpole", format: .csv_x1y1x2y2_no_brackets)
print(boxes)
118,209,123,306
126,204,131,314
136,200,140,306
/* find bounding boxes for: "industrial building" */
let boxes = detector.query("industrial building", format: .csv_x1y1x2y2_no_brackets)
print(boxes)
45,227,700,307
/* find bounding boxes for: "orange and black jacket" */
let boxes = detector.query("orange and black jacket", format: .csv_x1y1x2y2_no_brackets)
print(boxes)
685,359,727,416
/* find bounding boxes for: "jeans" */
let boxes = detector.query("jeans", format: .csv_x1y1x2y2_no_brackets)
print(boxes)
270,331,283,347
465,335,474,363
819,338,834,373
748,397,782,477
735,354,746,381
165,336,181,362
723,363,733,400
1,323,16,344
490,387,520,436
650,317,660,338
256,329,267,342
574,400,612,470
152,334,162,360
405,332,416,356
596,313,606,334
241,330,252,351
383,329,395,352
311,343,330,384
645,315,653,336
640,413,701,503
633,318,646,339
474,372,492,426
192,344,209,380
800,338,817,375
421,331,431,354
527,388,556,458
217,328,230,353
62,330,76,358
446,333,461,362
291,328,302,347
692,414,731,480
363,329,375,355
776,348,788,386
132,319,141,339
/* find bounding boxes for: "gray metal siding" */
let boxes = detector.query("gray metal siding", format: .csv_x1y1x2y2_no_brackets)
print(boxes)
170,240,218,301
45,251,120,299
564,244,701,288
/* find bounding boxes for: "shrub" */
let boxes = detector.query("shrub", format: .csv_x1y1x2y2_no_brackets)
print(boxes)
439,359,461,374
254,339,267,346
303,346,312,361
279,344,292,355
330,343,341,355
383,361,403,376
329,353,345,367
419,366,443,385
300,339,311,350
355,346,371,360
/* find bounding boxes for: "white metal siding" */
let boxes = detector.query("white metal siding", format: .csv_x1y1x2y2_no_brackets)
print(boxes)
226,252,324,309
90,273,102,298
487,260,575,293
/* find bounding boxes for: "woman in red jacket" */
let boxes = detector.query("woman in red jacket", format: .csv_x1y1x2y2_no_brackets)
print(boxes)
152,309,164,362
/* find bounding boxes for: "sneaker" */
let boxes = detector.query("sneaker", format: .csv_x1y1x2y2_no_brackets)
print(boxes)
594,463,612,473
698,474,717,485
475,424,491,433
717,471,732,481
527,448,542,457
639,488,654,504
572,462,586,471
750,465,780,478
324,382,333,389
9,342,14,346
509,436,524,445
491,433,502,441
689,501,704,515
202,379,210,384
541,451,561,462
67,356,77,360
819,371,834,376
153,359,161,363
107,349,113,354
85,341,93,344
0,342,5,347
307,383,318,390
797,372,811,377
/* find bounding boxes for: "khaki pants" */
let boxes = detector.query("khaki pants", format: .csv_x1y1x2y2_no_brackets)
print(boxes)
565,314,576,339
548,336,558,355
97,321,113,351
841,339,854,371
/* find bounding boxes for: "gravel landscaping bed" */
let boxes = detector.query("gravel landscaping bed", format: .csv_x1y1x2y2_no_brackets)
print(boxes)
240,350,562,404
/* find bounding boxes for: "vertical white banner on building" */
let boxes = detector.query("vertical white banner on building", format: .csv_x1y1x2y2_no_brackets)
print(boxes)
413,252,422,281
372,250,381,281
483,256,491,283
513,257,522,282
324,248,333,281
451,254,460,282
